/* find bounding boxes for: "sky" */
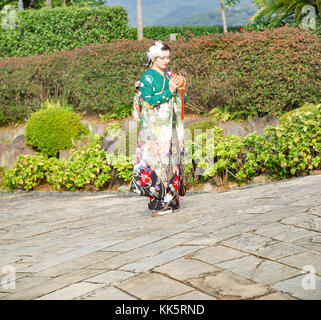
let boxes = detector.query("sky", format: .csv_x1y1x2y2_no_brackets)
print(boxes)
106,0,257,26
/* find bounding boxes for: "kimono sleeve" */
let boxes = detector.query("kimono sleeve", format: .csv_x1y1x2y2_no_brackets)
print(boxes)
140,74,173,107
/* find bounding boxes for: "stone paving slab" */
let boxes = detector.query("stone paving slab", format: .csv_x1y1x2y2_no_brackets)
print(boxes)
116,272,193,300
153,258,221,281
188,245,248,265
279,250,321,276
36,282,105,300
215,255,301,285
167,290,217,300
0,174,321,300
272,274,321,300
221,234,307,260
79,286,137,300
187,271,271,300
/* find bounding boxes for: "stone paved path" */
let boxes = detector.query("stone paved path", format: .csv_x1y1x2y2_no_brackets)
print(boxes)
0,174,321,300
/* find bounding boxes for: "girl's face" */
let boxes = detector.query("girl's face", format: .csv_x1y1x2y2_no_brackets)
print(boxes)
153,50,170,70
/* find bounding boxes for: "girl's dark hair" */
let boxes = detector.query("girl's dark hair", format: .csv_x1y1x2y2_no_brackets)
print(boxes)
161,43,171,51
146,42,171,67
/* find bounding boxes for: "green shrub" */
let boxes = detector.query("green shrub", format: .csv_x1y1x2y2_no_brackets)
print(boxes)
2,154,49,191
188,120,218,132
99,104,133,121
278,103,320,126
1,136,134,191
2,103,320,191
46,138,112,191
1,26,320,125
187,120,220,141
264,103,321,178
190,103,321,185
0,103,33,126
0,166,5,187
208,107,231,122
0,5,129,58
104,122,123,137
25,99,89,157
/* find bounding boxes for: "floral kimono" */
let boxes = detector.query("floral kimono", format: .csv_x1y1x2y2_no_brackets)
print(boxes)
130,68,187,211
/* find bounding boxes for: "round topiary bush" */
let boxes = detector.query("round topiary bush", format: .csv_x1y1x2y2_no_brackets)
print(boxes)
25,100,89,157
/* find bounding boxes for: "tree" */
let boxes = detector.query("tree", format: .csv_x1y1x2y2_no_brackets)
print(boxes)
22,0,36,8
251,0,320,26
220,0,228,33
221,0,241,33
0,1,17,10
137,0,143,40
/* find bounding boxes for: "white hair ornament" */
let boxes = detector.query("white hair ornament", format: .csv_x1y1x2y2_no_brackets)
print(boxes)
147,41,164,62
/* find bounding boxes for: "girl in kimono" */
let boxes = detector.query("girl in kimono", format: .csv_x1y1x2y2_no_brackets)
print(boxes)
130,41,187,217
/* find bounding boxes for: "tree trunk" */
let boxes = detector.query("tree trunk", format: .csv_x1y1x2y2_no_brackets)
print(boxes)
137,0,143,40
22,0,35,8
46,0,52,7
220,0,228,34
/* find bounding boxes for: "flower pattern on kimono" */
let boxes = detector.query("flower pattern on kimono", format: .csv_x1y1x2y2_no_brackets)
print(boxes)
150,186,156,194
145,75,153,84
159,140,170,155
164,193,173,203
148,141,159,158
139,171,151,186
172,175,179,191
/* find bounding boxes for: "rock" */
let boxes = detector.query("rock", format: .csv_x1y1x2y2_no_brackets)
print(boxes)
118,184,130,193
228,182,239,189
253,174,270,184
246,116,279,136
211,175,222,187
92,123,106,136
75,137,91,151
101,135,118,154
310,170,321,175
219,121,247,137
9,135,36,168
0,143,10,167
200,182,213,192
0,128,14,144
59,149,73,161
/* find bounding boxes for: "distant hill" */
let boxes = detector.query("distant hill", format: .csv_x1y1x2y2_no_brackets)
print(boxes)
106,0,259,26
178,5,258,26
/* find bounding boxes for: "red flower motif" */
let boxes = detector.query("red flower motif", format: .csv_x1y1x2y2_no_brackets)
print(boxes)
172,175,179,191
139,171,151,186
239,27,243,31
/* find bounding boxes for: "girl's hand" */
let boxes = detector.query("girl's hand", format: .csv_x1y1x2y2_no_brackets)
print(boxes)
179,75,186,90
169,75,180,94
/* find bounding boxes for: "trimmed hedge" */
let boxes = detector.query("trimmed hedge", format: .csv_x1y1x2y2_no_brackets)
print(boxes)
0,25,320,125
0,5,129,58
